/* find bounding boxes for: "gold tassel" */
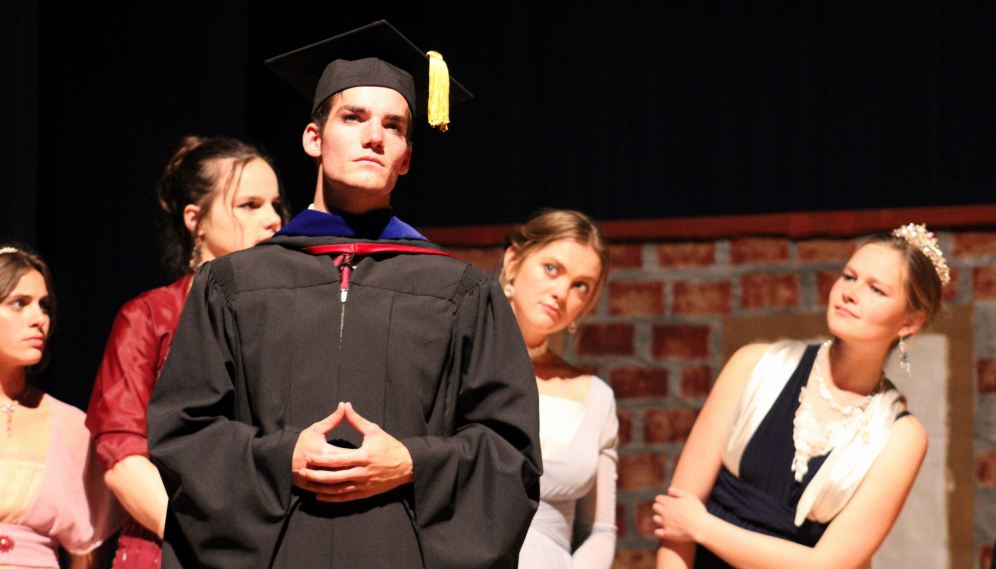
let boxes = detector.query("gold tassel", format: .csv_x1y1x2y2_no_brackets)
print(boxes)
427,51,450,132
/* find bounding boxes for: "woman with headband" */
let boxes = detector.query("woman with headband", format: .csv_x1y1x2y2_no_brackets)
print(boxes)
654,225,945,569
0,247,118,568
85,137,286,568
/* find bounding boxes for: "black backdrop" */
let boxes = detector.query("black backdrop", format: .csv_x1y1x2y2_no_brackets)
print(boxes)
1,1,994,410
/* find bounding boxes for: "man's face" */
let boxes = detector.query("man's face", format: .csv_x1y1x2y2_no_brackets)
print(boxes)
310,86,412,202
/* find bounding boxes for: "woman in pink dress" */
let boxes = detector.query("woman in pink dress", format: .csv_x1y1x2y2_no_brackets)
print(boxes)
85,137,286,568
0,247,118,569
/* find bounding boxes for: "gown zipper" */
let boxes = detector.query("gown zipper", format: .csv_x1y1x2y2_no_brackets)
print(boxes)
335,253,355,341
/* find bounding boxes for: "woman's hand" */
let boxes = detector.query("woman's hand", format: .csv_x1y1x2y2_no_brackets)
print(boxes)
652,487,708,543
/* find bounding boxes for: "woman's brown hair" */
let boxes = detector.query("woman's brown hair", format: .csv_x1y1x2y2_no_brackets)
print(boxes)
861,232,944,327
0,246,56,381
156,136,290,276
499,209,611,323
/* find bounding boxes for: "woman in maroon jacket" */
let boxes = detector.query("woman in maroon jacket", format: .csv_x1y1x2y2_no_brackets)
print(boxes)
85,136,287,567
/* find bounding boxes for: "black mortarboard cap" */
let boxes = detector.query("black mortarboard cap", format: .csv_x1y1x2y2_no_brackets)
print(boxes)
264,20,472,131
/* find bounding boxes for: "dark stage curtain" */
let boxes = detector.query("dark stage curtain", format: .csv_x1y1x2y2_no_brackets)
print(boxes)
248,2,995,228
31,1,251,410
0,0,38,246
0,1,993,410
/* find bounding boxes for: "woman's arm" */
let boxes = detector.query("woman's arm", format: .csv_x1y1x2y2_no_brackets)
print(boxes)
86,295,168,536
104,454,167,539
657,344,771,569
655,416,927,569
572,394,619,569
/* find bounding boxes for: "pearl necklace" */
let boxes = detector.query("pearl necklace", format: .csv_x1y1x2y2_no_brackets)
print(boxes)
791,341,880,481
813,341,876,417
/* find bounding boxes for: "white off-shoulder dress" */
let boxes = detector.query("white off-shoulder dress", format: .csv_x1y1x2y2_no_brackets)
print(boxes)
518,376,619,569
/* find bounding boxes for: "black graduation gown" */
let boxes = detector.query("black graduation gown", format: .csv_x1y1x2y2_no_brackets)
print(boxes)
147,233,542,569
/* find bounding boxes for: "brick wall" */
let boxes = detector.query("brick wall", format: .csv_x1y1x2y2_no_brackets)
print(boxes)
448,229,996,569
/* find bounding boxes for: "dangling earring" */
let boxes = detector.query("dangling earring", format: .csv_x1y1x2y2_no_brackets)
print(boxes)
899,335,911,375
189,236,203,271
568,320,579,334
503,282,514,299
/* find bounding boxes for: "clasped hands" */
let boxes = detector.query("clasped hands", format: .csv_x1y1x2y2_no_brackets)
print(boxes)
292,402,413,502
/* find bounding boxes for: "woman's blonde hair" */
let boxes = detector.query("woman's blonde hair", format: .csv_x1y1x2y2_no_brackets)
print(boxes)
860,232,944,327
499,209,610,323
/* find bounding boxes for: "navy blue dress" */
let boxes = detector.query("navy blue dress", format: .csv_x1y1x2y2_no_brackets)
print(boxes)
695,345,909,568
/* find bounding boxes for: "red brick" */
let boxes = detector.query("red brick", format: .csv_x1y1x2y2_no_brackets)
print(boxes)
610,368,669,399
617,454,668,491
612,550,657,569
974,267,996,300
979,360,996,394
953,232,996,257
731,237,789,264
609,281,665,316
672,281,732,315
577,323,634,356
652,325,711,359
657,242,715,268
681,365,713,398
616,504,626,538
635,501,657,538
446,247,503,272
981,545,994,569
977,451,996,488
797,239,856,262
618,411,634,446
609,244,643,269
816,270,840,307
943,266,959,301
740,274,800,310
643,409,699,443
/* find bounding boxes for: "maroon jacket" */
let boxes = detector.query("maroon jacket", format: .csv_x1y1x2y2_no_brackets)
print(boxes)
85,273,191,567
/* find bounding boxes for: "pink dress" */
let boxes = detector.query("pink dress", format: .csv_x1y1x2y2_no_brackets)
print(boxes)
0,395,121,569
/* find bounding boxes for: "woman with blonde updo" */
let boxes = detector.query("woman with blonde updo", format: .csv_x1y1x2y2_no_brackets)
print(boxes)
85,136,287,567
653,225,945,569
502,210,618,569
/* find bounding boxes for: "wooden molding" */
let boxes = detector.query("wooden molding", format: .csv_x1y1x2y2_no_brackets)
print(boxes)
419,204,996,246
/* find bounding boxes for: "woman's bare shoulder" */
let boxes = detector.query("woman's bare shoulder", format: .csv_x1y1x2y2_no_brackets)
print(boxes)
888,414,929,454
728,343,772,368
714,344,771,389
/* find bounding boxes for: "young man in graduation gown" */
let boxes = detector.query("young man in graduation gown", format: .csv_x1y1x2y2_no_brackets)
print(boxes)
147,21,542,569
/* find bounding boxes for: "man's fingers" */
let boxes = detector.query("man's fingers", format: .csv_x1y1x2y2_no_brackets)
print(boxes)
317,489,371,503
298,466,366,485
293,476,360,495
307,449,367,469
343,402,378,435
312,403,346,434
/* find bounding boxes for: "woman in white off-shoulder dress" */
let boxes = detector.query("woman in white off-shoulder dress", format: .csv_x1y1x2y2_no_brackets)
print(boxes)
500,210,618,569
